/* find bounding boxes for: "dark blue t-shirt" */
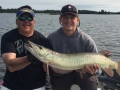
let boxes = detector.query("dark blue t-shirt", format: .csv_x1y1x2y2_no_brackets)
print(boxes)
1,28,52,90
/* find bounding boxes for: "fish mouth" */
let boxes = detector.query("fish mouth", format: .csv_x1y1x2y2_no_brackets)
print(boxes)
24,41,33,49
25,40,42,54
27,42,33,48
24,41,35,53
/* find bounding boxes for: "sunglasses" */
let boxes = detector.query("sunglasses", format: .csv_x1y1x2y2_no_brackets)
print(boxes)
18,16,34,21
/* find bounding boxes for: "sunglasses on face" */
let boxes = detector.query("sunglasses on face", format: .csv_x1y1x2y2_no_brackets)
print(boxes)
18,16,34,21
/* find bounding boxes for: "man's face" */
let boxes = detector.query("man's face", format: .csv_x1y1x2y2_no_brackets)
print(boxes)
16,13,35,36
59,14,79,32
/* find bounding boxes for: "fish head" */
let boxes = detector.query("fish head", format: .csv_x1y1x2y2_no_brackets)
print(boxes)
24,40,50,63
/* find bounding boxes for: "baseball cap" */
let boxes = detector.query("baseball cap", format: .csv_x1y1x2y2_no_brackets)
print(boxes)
16,6,35,18
60,4,79,17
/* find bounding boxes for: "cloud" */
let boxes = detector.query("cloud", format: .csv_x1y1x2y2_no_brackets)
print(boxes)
0,0,120,12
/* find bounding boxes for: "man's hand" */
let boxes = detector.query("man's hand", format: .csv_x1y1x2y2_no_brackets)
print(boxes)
76,50,111,75
26,51,38,63
76,64,100,75
84,50,111,75
100,50,111,57
84,64,99,75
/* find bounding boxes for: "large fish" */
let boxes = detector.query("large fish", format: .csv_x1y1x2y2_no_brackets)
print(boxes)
24,41,120,77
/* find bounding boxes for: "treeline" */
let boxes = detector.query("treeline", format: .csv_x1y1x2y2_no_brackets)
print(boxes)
0,6,120,14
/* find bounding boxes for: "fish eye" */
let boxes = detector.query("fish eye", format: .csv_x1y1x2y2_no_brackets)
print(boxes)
39,46,42,49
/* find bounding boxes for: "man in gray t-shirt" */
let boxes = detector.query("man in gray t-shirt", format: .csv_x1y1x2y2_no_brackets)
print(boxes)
47,4,99,90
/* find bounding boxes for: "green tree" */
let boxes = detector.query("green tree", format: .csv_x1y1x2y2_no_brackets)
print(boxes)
0,6,2,9
0,6,2,12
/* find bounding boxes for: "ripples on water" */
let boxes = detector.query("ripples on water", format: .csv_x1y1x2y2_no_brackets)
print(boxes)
0,13,120,81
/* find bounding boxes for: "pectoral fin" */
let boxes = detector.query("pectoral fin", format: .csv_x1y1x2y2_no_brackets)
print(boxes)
102,68,114,77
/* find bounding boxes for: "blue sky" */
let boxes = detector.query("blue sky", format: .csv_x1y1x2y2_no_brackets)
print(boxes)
0,0,120,12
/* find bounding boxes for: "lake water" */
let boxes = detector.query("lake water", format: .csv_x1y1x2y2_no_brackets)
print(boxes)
0,13,120,81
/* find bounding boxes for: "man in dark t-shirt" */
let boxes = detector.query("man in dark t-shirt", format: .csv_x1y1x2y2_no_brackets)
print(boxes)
1,5,51,90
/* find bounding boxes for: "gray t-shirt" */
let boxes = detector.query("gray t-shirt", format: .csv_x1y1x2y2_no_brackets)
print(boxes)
48,27,98,54
48,27,101,75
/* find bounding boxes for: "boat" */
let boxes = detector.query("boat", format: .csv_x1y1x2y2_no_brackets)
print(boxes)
0,71,119,90
97,70,120,90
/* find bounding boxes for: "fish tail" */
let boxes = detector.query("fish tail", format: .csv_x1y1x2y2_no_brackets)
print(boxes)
115,62,120,76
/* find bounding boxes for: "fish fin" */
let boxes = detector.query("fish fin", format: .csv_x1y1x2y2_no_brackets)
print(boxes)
102,68,114,77
115,62,120,76
99,50,111,57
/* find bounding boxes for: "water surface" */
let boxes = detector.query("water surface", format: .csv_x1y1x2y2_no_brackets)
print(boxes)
0,13,120,81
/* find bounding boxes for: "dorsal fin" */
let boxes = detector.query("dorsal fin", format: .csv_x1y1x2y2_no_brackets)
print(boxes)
99,50,111,57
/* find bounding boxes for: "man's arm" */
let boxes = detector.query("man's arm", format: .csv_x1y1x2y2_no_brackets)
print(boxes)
2,53,31,72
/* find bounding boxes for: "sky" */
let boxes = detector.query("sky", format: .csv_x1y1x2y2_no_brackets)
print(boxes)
0,0,120,12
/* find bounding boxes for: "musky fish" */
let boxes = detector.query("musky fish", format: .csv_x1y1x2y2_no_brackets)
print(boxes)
24,41,120,77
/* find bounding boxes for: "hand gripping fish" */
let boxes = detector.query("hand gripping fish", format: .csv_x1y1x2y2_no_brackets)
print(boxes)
24,41,120,77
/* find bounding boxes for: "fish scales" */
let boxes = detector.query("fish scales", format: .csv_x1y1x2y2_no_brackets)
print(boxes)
50,53,117,70
24,41,120,77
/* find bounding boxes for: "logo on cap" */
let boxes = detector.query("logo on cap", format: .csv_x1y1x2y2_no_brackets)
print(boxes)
21,8,33,12
68,6,72,11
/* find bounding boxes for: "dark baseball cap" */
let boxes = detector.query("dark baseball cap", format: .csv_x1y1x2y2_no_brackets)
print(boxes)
16,5,35,18
60,4,79,17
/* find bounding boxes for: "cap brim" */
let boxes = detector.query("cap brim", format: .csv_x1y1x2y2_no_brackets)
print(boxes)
16,11,35,18
60,12,78,17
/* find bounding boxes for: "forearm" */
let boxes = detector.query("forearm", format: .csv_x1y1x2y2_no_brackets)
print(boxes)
2,53,31,72
7,56,31,72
